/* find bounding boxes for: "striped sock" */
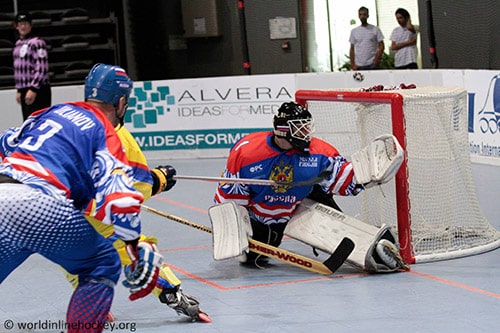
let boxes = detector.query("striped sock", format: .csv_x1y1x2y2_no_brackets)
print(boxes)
67,281,114,333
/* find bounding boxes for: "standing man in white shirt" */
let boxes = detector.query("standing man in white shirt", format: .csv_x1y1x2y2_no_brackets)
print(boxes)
349,6,385,71
390,8,418,69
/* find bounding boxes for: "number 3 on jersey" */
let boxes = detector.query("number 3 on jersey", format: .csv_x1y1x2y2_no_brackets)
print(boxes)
19,119,63,151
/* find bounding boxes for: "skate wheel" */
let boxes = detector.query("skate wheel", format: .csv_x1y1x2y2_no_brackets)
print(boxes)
197,311,212,323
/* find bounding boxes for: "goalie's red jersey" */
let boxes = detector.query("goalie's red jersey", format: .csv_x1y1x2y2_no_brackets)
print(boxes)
214,131,362,225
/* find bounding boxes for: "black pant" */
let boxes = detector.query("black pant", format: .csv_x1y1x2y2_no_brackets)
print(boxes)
306,185,342,211
246,186,341,263
395,63,418,70
20,84,52,120
245,220,287,263
356,64,380,70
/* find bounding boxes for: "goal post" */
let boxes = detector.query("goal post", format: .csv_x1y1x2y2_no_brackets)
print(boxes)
296,87,500,264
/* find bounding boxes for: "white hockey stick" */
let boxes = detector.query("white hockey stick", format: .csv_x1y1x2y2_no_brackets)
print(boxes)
142,204,354,275
173,170,332,187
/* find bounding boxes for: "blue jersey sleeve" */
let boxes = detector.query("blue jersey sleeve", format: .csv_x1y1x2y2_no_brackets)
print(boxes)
0,102,144,240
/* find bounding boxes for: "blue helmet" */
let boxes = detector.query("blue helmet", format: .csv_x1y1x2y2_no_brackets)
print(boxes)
84,63,133,106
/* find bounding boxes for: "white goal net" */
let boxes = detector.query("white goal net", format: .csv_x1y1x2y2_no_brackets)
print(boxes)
296,87,500,263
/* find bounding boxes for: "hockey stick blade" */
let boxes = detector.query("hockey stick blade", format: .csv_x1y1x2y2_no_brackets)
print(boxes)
322,237,355,274
173,170,332,187
142,204,338,275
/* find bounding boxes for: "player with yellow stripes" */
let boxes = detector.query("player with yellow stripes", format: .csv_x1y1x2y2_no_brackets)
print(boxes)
64,64,210,323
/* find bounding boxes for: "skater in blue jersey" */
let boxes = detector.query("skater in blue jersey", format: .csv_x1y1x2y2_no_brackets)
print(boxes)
0,64,163,332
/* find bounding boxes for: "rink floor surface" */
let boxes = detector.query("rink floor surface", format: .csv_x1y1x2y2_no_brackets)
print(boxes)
0,158,499,333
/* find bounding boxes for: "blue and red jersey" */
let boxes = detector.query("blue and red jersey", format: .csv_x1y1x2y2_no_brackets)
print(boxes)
0,102,143,240
214,131,362,225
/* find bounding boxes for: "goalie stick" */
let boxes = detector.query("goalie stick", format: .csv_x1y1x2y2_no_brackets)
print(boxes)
173,170,332,187
142,204,354,275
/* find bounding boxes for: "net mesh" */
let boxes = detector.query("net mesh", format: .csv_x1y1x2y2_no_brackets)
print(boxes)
300,87,500,262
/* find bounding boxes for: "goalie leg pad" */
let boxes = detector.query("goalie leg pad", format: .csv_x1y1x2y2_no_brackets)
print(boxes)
208,202,253,260
284,198,404,273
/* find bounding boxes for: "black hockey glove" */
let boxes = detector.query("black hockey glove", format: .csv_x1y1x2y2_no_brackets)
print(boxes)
151,165,177,194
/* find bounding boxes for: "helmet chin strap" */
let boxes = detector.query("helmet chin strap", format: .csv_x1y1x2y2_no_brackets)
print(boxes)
115,98,128,127
290,139,310,153
118,114,125,127
272,134,291,151
112,105,123,127
273,134,309,153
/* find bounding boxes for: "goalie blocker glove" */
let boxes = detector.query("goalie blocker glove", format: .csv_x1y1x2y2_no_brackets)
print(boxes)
151,165,177,194
123,239,164,301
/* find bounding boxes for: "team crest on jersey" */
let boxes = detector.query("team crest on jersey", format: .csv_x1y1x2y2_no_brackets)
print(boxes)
37,48,47,58
270,161,293,193
20,44,28,58
298,156,318,167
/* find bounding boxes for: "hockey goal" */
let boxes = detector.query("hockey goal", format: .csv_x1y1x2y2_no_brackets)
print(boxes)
296,87,500,264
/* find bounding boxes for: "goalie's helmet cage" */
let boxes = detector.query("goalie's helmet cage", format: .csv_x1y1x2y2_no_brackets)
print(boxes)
273,102,315,152
84,63,133,106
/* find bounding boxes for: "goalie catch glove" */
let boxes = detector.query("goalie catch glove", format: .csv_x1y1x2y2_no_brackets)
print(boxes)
351,134,404,189
122,239,164,301
151,165,177,194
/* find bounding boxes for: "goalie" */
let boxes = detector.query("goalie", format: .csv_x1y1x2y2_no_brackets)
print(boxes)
211,101,408,273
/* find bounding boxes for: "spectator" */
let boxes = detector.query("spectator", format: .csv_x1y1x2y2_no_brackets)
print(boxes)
13,12,51,120
349,6,385,71
390,8,418,69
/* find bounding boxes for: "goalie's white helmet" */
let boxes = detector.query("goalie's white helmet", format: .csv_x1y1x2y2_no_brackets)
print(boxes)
273,102,315,152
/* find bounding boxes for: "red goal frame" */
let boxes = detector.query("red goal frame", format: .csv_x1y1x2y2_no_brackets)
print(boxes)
295,89,415,264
